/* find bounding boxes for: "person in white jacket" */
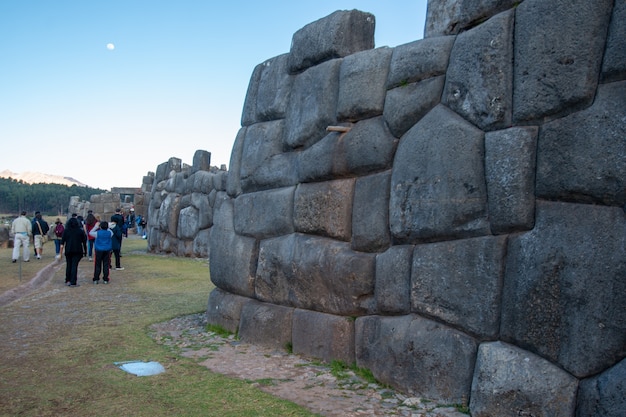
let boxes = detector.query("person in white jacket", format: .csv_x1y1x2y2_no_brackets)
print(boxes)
11,211,32,263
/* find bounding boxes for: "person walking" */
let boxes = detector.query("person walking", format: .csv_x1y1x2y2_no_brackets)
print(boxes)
59,217,87,287
110,220,124,271
52,218,64,260
32,211,50,260
89,220,113,284
11,211,32,263
84,212,98,261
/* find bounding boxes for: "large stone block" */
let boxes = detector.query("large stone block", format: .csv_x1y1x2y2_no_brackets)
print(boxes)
356,315,477,404
536,81,626,206
411,236,506,339
384,75,444,138
239,120,284,193
375,245,412,314
193,228,210,258
292,309,355,364
191,149,211,174
351,171,391,252
513,0,613,122
191,192,212,230
288,10,375,74
577,358,626,417
390,105,489,243
386,36,454,89
241,151,298,193
255,54,293,122
190,170,213,194
157,193,180,236
337,47,392,122
469,342,578,417
297,133,338,183
501,201,626,377
334,116,398,176
233,187,295,239
294,179,354,242
226,127,246,198
206,288,251,334
601,0,626,83
177,205,199,240
238,300,293,350
443,9,513,130
284,59,341,150
241,62,263,126
256,233,376,316
425,0,519,36
485,126,537,234
208,195,257,298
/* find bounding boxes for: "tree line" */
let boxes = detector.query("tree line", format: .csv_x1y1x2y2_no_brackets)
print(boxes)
0,177,106,216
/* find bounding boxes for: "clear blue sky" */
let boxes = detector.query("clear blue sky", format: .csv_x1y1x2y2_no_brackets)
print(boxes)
0,1,427,190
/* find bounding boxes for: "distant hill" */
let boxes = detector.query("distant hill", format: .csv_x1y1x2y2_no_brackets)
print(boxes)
0,170,87,187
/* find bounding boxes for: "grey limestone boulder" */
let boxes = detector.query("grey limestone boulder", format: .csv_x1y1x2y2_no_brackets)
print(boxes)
288,10,375,74
501,201,626,378
157,193,180,236
356,314,477,404
485,126,537,234
177,205,199,240
601,0,626,83
411,236,507,339
425,0,519,36
241,63,262,127
192,228,210,258
191,192,212,230
536,81,626,206
469,341,578,417
390,105,489,243
255,233,376,316
239,120,285,193
190,150,211,175
577,358,626,417
238,300,294,349
208,195,257,298
513,0,613,122
206,288,251,334
226,127,245,198
336,47,392,122
384,75,445,138
375,245,413,314
255,54,293,122
351,171,391,253
334,116,397,176
443,9,513,131
296,132,337,183
293,179,355,242
284,59,341,150
292,309,355,364
386,36,454,89
233,186,295,239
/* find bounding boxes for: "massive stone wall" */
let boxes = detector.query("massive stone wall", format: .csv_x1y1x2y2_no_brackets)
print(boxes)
145,150,228,257
206,1,625,415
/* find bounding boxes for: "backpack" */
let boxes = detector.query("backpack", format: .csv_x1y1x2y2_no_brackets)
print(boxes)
54,223,64,237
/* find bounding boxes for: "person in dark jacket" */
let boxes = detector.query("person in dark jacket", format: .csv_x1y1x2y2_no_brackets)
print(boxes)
110,220,124,270
32,211,50,260
89,220,113,284
60,217,87,287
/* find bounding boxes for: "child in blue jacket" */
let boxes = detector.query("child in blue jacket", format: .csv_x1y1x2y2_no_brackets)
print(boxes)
89,220,113,284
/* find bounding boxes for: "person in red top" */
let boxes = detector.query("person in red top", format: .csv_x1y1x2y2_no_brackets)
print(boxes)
84,211,98,261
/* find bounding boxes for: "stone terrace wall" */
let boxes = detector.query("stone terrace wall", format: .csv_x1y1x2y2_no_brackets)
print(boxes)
145,150,228,257
207,2,625,415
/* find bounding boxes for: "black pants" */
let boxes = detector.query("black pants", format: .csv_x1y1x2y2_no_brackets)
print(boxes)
65,253,83,285
112,249,121,269
94,250,111,282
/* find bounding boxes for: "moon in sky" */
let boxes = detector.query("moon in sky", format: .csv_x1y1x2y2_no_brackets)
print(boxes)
106,43,115,50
